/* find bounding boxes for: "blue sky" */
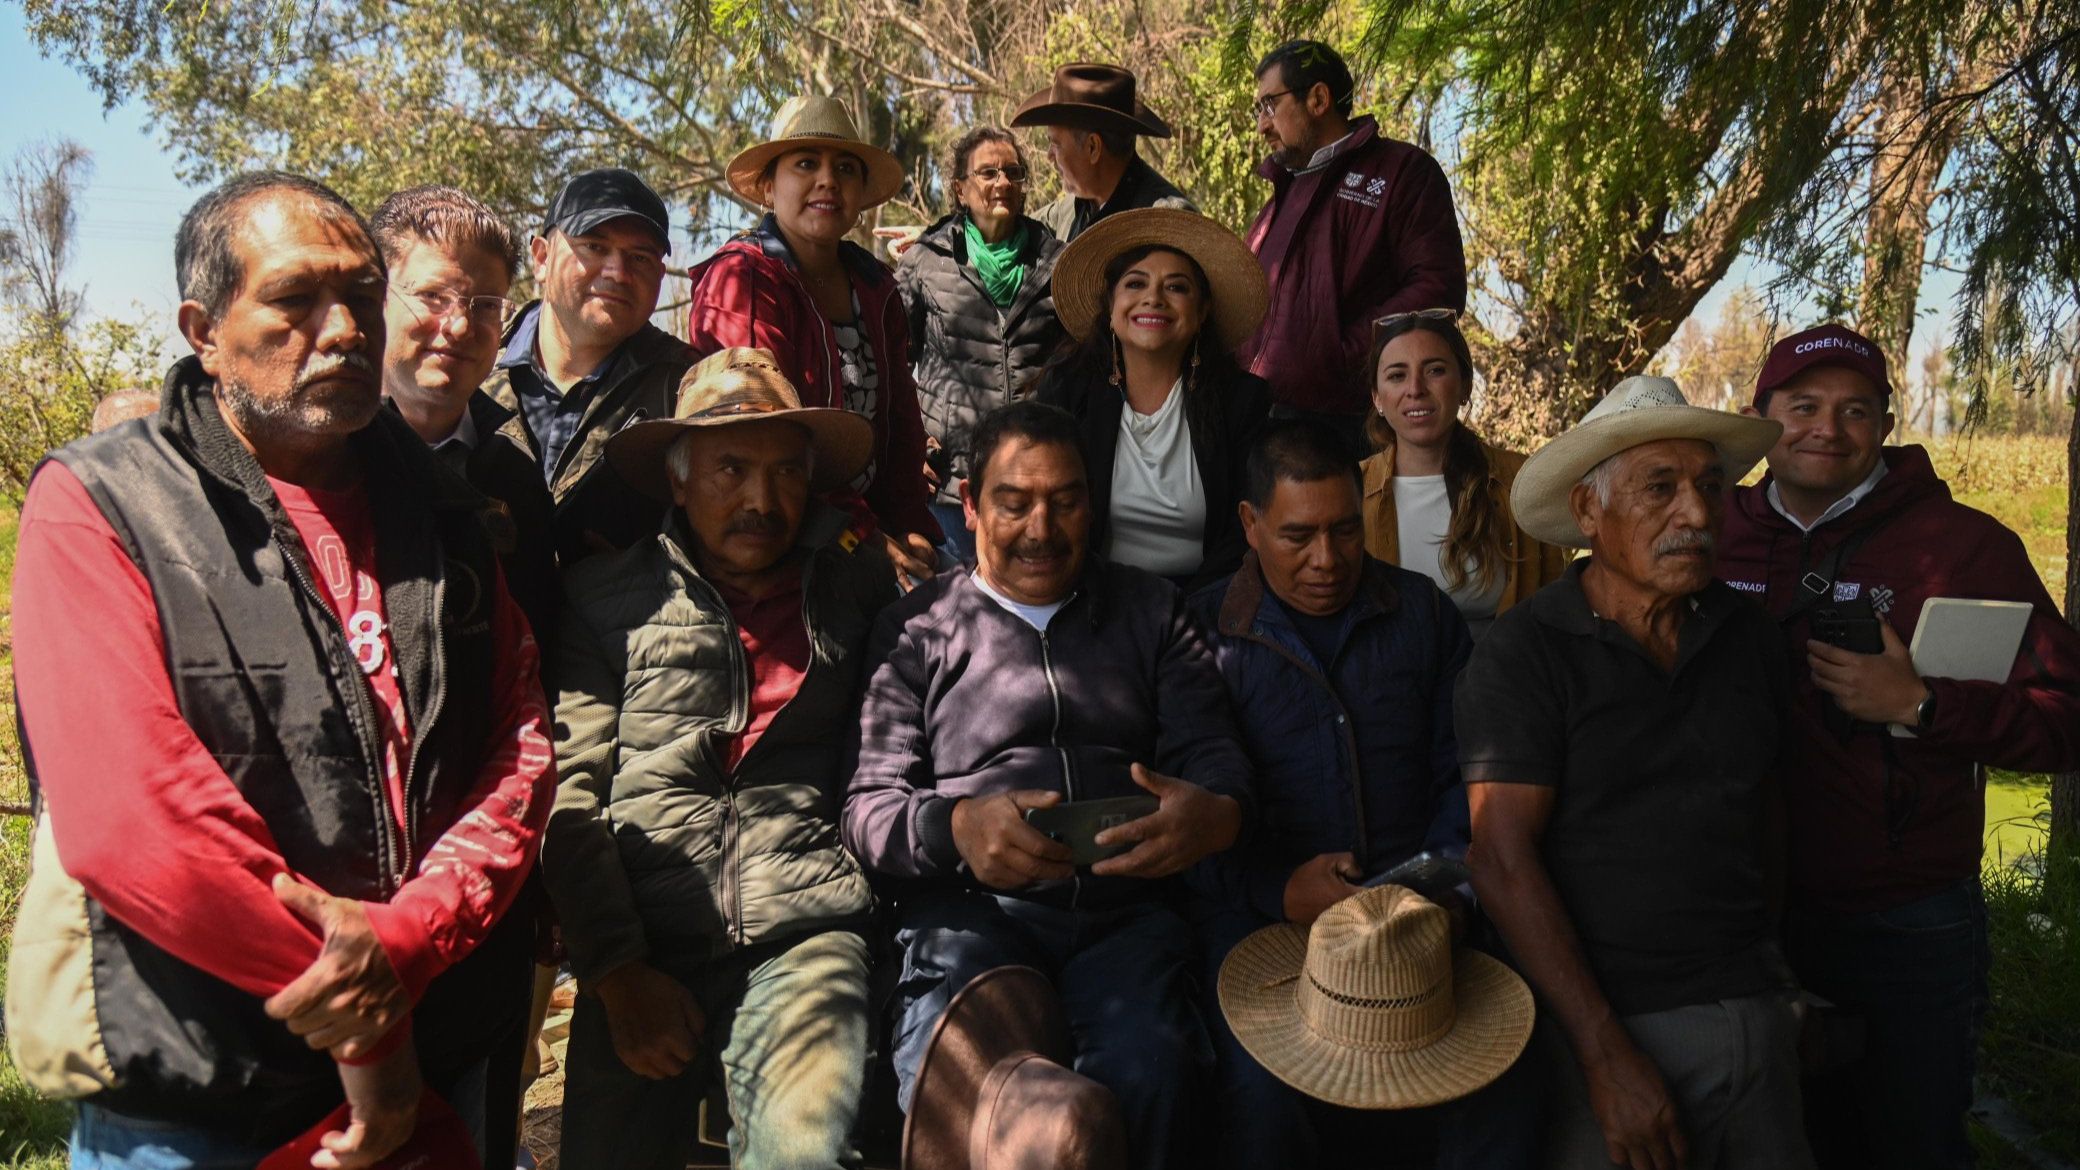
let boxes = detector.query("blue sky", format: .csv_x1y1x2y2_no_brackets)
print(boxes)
2,4,1952,379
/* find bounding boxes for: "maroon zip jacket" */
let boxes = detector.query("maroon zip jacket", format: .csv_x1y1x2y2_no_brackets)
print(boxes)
1235,117,1466,416
686,216,941,544
1718,445,2080,913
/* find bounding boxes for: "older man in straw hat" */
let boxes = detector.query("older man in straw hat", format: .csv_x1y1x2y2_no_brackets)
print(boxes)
1011,63,1197,242
1453,376,1813,1170
542,348,897,1170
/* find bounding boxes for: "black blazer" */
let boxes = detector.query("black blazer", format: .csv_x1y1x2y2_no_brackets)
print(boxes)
1036,361,1272,590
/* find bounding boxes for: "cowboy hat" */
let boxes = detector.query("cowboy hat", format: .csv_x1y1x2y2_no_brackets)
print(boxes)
1010,64,1172,139
1219,885,1534,1110
1511,374,1784,548
726,95,906,209
1050,208,1269,353
606,347,873,501
904,966,1127,1170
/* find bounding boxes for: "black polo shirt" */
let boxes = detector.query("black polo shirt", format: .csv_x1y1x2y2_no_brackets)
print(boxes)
1455,559,1793,1015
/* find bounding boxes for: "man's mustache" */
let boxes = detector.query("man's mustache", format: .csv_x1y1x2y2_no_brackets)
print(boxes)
727,510,790,538
1010,539,1068,560
296,351,377,390
1655,529,1715,556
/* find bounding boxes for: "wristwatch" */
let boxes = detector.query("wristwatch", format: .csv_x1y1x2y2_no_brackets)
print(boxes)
1912,688,1937,733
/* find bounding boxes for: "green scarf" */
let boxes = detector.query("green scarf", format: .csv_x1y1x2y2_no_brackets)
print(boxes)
963,217,1028,307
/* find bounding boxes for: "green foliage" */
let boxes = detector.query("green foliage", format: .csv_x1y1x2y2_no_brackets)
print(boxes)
1981,840,2080,1162
0,308,168,501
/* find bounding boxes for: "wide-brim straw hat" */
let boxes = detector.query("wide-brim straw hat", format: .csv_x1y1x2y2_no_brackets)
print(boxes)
906,966,1122,1170
1511,374,1784,548
1009,63,1173,139
1051,208,1269,353
607,346,872,501
726,94,906,209
1219,885,1534,1110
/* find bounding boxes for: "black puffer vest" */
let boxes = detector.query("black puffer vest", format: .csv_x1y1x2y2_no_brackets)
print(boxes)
42,357,522,1140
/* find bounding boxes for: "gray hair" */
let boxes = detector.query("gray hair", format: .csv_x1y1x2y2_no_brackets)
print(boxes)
1577,453,1622,508
664,426,817,486
176,171,373,316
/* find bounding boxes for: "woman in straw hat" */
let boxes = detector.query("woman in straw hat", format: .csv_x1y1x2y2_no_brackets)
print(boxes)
687,94,942,585
1360,310,1569,638
1032,207,1271,589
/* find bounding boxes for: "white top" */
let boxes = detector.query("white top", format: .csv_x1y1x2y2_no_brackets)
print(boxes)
1105,378,1206,578
1393,473,1507,635
1766,458,1889,532
971,569,1067,632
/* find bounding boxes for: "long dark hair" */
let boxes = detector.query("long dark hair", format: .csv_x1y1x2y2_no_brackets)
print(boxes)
1365,315,1507,593
1041,243,1244,437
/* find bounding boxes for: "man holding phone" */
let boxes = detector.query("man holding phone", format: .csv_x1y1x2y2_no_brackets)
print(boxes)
1185,421,1543,1168
844,400,1255,1170
1719,325,2080,1170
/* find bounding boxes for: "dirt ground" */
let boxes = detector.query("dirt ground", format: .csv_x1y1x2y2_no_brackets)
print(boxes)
518,999,573,1170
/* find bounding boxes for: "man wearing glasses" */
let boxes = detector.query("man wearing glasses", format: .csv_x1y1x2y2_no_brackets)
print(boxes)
372,183,561,1170
483,168,693,564
1236,40,1466,458
895,126,1067,558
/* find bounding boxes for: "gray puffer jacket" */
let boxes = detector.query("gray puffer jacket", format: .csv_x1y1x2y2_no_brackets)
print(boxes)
542,506,897,980
896,212,1066,504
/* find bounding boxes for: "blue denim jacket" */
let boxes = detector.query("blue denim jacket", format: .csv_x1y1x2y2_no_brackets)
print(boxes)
1188,553,1472,923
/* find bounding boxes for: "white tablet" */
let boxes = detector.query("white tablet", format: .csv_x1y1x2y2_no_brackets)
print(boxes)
1890,597,2034,737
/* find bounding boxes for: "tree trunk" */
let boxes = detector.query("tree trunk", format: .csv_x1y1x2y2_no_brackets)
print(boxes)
2051,390,2080,853
1858,70,1951,365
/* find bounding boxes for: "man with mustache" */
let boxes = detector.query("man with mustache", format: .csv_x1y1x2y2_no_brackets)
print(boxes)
1235,40,1465,454
482,168,693,565
844,399,1255,1169
7,171,555,1168
1455,377,1817,1170
542,348,897,1169
1718,326,2080,1170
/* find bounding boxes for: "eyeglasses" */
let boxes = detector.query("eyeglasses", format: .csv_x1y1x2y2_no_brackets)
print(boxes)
1252,89,1295,119
391,285,516,330
962,165,1030,185
1375,307,1460,328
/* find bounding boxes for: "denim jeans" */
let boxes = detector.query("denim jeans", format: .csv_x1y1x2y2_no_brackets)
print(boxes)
560,928,871,1170
929,502,973,565
889,890,1212,1170
1194,906,1546,1170
1786,879,1988,1170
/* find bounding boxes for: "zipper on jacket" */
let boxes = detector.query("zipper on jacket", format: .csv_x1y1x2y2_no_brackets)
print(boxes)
277,529,406,892
1035,604,1081,906
687,566,753,947
1249,623,1370,858
398,566,448,877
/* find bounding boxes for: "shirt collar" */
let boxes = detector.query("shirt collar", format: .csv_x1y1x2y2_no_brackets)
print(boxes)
429,404,480,453
497,301,617,388
1764,458,1889,532
1290,129,1358,175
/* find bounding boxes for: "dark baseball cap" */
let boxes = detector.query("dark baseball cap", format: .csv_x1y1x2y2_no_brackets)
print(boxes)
1753,323,1892,408
541,168,671,254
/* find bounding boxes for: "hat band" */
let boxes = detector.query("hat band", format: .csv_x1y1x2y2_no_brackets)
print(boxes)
1298,970,1456,1054
686,401,786,421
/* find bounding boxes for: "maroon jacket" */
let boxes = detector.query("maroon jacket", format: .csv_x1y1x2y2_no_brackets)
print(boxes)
1719,445,2080,913
686,217,940,543
1236,117,1465,416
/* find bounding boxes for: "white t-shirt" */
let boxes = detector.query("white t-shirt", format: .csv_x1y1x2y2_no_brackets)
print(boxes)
1104,378,1206,578
971,569,1067,632
1393,473,1507,635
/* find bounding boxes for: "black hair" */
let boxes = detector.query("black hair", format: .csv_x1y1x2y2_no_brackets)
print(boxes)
1245,419,1362,509
964,400,1085,496
176,171,373,316
1255,40,1356,120
949,126,1027,178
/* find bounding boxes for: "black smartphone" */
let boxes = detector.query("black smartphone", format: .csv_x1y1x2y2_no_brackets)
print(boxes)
1811,605,1883,654
1361,851,1471,900
1023,795,1161,867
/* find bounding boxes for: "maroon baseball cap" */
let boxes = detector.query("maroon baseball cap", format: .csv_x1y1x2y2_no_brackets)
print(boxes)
1753,324,1893,408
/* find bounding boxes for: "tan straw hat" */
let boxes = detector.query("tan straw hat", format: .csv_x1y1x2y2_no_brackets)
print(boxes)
726,95,906,209
1050,208,1270,353
904,966,1127,1170
1218,885,1534,1110
1510,374,1784,548
606,346,873,501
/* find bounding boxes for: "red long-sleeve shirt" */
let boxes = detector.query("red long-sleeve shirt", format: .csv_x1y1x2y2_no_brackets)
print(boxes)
12,461,556,1046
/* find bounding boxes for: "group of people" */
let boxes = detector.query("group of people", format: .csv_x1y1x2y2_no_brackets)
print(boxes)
5,34,2078,1170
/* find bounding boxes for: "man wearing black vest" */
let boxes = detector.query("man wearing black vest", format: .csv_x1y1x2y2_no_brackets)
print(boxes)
6,172,555,1168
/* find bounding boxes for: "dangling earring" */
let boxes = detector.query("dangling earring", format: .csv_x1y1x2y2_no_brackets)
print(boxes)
1109,336,1124,387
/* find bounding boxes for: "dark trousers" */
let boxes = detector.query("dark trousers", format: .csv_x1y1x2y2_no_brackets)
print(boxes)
1196,908,1547,1170
889,889,1211,1170
1786,879,1988,1170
